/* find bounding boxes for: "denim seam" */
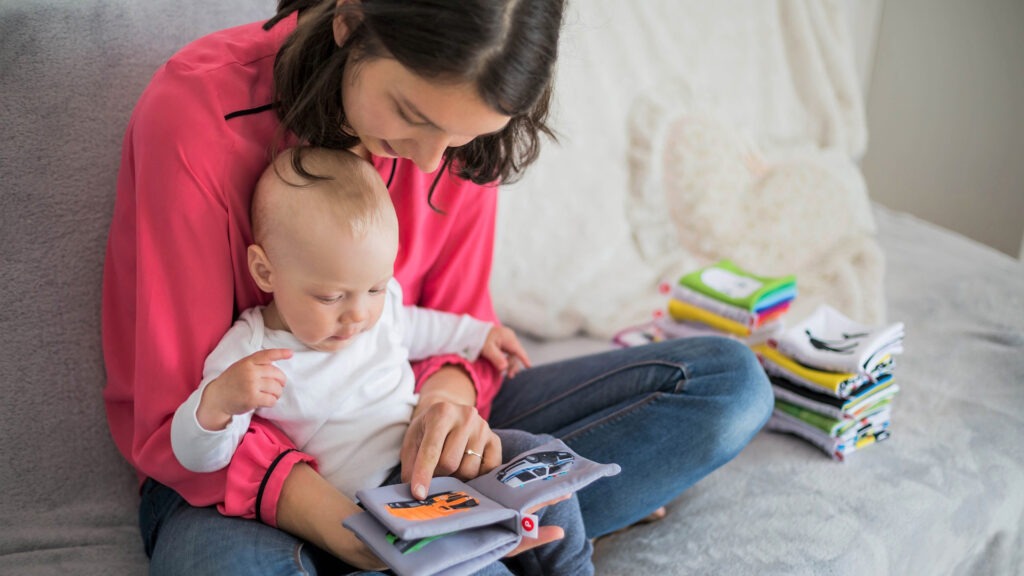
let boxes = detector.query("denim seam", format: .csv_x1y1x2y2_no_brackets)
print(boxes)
292,541,310,576
492,359,687,429
561,392,663,444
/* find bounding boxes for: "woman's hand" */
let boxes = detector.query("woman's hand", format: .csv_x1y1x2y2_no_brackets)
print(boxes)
401,366,573,559
400,365,501,500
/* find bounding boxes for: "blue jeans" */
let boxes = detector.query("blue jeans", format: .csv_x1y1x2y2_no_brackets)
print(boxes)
140,337,771,573
489,337,773,538
141,432,591,575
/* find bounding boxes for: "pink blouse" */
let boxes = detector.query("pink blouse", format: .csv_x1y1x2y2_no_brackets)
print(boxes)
102,13,502,527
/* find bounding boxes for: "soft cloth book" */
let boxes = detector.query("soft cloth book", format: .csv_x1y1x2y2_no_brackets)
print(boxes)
679,260,796,312
343,439,620,576
666,298,751,337
752,343,877,398
767,405,891,462
775,304,905,374
769,373,899,420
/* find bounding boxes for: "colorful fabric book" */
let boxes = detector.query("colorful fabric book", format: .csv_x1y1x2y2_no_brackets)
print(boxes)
775,304,905,374
657,316,783,346
667,298,751,337
667,283,792,328
767,407,891,462
753,344,880,398
679,260,797,312
774,398,891,438
769,373,898,420
344,439,619,576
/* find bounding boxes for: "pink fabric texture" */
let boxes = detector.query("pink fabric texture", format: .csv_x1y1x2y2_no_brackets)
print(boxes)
102,14,501,526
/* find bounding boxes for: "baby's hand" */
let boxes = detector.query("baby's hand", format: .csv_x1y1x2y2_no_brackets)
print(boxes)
480,326,532,378
197,348,292,430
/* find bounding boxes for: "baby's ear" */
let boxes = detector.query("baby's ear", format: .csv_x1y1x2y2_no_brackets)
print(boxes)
247,244,275,293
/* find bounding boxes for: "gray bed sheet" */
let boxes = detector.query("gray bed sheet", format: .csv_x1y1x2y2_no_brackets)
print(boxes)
526,204,1023,575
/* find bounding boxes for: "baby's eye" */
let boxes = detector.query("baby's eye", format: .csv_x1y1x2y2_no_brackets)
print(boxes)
316,294,343,304
369,287,385,296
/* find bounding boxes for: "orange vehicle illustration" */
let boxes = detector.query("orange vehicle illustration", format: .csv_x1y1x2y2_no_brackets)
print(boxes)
385,490,479,522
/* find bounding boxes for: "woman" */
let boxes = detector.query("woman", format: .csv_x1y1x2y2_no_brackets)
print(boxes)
102,0,774,573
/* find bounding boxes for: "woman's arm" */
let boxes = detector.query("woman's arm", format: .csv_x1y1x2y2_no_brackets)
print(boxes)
102,62,315,526
276,463,385,570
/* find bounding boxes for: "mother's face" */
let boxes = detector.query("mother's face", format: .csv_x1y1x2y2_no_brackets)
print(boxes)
340,55,511,173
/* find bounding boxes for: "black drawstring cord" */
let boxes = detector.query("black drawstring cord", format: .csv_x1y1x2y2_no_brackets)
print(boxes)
387,158,397,189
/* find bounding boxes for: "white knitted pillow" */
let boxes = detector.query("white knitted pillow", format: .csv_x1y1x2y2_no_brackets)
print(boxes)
627,80,886,324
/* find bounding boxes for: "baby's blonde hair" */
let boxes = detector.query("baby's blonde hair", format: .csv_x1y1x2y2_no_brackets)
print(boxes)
252,147,396,254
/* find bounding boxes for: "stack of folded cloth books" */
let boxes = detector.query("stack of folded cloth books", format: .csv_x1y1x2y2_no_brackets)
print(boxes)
613,260,798,347
752,304,905,462
656,259,796,345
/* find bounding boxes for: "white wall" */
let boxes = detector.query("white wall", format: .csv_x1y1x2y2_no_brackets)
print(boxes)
862,0,1024,259
845,0,884,99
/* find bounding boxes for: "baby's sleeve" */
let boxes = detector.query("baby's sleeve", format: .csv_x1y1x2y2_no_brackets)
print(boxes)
170,321,257,473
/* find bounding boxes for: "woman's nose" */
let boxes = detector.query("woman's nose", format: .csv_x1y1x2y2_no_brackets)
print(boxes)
410,132,451,173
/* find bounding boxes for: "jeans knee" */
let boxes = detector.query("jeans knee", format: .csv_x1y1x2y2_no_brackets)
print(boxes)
687,337,773,458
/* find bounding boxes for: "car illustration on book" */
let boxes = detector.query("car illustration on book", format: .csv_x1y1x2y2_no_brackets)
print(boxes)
496,451,574,488
385,490,479,522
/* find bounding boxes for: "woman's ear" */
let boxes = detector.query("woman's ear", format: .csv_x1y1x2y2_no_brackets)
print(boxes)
332,0,357,47
248,244,275,293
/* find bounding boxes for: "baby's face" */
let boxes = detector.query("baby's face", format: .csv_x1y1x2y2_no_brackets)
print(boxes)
269,223,398,352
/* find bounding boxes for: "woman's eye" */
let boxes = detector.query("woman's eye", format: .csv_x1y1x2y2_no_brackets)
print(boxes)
396,105,429,127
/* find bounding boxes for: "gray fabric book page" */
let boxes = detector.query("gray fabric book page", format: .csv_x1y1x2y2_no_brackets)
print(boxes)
354,476,517,541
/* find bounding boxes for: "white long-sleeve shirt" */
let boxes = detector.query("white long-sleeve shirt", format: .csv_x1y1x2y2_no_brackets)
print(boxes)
171,279,493,499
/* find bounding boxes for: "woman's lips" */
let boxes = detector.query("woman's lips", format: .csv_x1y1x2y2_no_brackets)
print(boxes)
382,140,399,157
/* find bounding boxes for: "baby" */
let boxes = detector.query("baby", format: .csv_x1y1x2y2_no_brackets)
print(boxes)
170,147,595,574
170,147,530,497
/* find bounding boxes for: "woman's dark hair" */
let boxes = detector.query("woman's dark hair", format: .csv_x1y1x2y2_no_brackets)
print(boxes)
265,0,565,209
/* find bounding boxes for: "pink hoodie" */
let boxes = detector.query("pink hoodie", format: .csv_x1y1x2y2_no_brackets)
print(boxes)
102,14,501,527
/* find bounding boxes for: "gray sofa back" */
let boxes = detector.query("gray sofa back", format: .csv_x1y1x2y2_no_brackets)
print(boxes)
0,1,271,572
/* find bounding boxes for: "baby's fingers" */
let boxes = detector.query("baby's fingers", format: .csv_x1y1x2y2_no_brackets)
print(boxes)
502,332,531,366
249,348,293,365
500,340,531,378
482,344,509,372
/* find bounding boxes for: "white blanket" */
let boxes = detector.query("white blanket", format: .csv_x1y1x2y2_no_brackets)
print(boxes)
492,0,882,339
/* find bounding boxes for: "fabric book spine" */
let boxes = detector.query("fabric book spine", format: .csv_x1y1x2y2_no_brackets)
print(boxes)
667,298,751,337
753,344,863,397
669,284,755,325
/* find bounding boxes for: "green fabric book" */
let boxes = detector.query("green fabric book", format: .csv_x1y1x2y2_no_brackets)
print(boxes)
680,260,796,312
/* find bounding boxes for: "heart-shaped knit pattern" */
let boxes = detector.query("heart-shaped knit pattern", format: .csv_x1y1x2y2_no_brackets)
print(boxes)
629,80,885,324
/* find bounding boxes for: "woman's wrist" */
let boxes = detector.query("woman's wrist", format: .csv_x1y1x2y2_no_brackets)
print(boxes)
415,364,477,414
276,463,384,570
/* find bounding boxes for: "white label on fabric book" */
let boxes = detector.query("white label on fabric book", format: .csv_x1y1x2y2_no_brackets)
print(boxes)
701,268,762,298
520,514,539,539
